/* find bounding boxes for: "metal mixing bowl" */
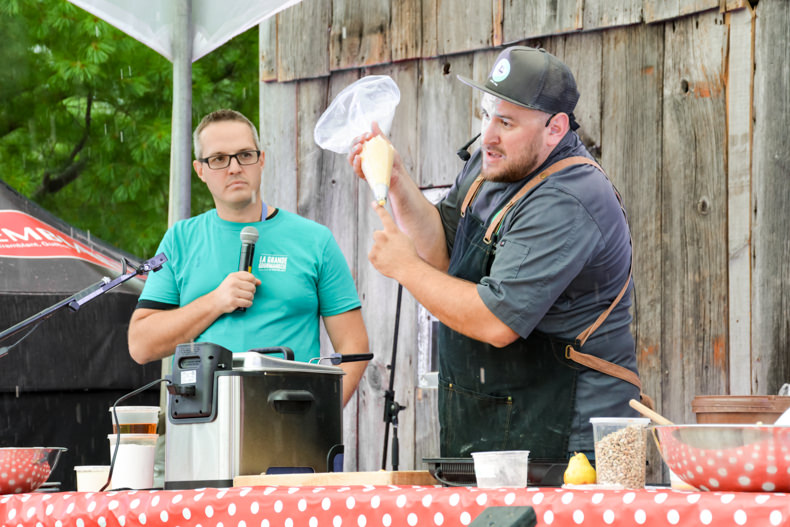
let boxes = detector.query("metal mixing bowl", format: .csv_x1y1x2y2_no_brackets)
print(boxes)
0,447,67,494
653,424,790,492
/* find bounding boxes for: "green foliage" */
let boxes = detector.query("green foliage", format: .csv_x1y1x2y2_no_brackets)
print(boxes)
0,0,259,258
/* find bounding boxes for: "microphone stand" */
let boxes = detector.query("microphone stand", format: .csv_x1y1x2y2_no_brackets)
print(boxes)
381,284,406,471
0,253,167,359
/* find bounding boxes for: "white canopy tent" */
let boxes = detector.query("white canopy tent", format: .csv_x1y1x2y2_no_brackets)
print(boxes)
67,0,302,225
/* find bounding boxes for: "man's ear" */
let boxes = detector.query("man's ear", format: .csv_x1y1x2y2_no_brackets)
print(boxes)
546,112,570,146
193,159,206,182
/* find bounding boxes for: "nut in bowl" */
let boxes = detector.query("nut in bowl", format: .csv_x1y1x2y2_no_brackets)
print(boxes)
654,424,790,492
0,447,67,494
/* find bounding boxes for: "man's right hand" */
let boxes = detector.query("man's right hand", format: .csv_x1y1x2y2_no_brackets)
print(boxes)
347,121,404,188
213,271,261,312
128,270,262,364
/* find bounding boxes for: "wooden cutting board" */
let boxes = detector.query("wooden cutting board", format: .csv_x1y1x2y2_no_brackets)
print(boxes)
234,470,438,487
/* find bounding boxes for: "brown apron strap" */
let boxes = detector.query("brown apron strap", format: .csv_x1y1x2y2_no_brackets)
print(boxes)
460,176,485,217
483,156,601,243
565,343,640,388
565,341,654,410
575,266,633,348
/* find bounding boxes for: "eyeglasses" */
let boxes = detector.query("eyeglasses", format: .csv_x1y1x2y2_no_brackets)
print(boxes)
198,150,260,170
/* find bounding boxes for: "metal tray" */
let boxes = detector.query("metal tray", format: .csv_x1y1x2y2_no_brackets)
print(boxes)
422,457,568,487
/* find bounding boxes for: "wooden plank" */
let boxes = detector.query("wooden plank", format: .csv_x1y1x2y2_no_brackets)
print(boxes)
751,0,790,395
725,8,754,395
295,78,330,220
296,74,358,236
259,16,277,82
436,0,496,55
391,0,422,62
260,81,298,213
503,0,583,43
330,0,391,70
493,0,504,47
421,0,438,58
600,23,665,482
644,0,720,23
548,32,604,160
724,0,751,11
234,470,438,487
583,0,643,31
418,55,477,187
660,11,728,422
277,0,330,81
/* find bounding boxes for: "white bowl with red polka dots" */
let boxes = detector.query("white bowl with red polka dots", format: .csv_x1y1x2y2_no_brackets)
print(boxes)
654,424,790,492
0,447,66,495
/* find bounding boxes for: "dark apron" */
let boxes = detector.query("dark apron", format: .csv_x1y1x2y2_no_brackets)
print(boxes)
437,205,580,459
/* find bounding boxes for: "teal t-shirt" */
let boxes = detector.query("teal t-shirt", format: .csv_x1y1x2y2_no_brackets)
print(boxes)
138,209,361,362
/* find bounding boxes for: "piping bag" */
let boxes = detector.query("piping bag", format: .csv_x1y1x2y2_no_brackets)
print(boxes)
359,136,394,205
313,75,400,205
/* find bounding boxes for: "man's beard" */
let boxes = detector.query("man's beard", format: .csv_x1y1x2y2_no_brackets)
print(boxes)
481,147,541,183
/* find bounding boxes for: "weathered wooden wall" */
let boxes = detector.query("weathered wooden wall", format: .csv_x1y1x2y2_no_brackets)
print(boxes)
258,0,790,483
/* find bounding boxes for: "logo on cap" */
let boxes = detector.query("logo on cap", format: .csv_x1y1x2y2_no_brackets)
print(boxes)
490,58,510,83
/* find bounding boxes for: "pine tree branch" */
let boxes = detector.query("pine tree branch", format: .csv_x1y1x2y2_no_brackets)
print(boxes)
33,93,93,200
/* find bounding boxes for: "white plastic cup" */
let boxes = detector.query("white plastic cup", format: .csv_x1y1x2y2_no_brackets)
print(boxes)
108,406,160,434
107,433,158,489
471,450,530,488
590,417,650,488
74,465,110,492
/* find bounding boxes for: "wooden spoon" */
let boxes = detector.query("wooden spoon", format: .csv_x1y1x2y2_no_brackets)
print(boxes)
629,399,674,425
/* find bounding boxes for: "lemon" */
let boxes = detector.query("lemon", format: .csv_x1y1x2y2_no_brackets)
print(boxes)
563,452,596,485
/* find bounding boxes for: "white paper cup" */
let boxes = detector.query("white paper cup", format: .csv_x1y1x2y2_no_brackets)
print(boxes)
74,465,110,492
471,450,530,488
107,434,158,489
109,406,160,434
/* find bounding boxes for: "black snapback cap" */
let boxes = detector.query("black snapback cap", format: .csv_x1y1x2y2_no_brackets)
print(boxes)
458,46,580,119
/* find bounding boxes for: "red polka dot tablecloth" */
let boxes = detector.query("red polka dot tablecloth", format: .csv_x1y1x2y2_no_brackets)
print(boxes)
3,485,790,527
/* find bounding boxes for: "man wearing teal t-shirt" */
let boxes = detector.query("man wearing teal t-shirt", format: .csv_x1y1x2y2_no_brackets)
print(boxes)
128,109,369,405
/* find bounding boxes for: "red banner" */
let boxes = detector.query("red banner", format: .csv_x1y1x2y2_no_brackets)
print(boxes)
0,210,120,271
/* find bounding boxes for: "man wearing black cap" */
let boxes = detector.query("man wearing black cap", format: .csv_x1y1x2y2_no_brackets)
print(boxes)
348,46,644,460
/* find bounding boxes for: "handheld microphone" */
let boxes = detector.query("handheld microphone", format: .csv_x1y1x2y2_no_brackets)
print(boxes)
456,133,481,161
237,226,259,312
